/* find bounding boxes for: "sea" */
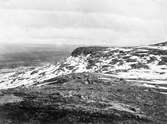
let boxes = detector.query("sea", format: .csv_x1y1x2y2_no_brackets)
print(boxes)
0,44,75,69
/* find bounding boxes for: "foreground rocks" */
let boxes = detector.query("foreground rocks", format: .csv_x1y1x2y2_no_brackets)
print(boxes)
0,73,166,124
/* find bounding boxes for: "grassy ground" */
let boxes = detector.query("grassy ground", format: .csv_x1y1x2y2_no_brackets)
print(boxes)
0,73,166,124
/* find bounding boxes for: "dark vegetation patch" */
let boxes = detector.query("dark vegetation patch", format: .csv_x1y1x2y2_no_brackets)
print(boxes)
147,49,167,55
126,59,137,63
158,57,167,65
86,59,96,69
147,56,157,63
130,63,149,69
109,59,119,65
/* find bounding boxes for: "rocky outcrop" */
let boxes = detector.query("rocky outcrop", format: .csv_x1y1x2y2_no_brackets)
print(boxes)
71,47,107,57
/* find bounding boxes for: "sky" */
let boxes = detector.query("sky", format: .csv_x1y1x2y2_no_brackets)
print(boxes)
0,0,167,46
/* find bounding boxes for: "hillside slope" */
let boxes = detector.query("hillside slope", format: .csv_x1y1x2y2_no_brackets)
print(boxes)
0,42,167,123
1,43,167,94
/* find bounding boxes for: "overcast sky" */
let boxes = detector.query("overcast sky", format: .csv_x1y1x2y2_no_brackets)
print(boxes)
0,0,167,46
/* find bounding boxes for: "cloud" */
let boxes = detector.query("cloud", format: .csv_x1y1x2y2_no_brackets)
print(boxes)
0,9,162,30
0,0,160,18
0,0,166,46
0,24,166,46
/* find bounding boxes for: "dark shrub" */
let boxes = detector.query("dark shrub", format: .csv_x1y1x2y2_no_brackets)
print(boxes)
158,57,167,65
131,63,149,69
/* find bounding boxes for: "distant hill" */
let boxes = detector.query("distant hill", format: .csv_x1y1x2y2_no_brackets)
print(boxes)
150,41,167,46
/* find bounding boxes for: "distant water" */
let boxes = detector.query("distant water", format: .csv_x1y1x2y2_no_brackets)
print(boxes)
0,44,75,69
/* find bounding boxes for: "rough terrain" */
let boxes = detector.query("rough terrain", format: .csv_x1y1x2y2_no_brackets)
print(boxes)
0,42,167,124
